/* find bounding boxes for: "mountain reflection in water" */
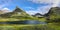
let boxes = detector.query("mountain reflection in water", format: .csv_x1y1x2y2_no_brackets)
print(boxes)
0,20,47,24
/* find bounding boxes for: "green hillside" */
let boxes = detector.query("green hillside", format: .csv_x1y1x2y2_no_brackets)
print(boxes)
0,7,41,21
45,7,60,23
49,7,60,20
0,7,60,30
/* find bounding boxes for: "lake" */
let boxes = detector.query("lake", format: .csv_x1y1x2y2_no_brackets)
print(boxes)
0,20,47,24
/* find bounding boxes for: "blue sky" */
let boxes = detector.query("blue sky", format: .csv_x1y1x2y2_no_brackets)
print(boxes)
0,0,60,15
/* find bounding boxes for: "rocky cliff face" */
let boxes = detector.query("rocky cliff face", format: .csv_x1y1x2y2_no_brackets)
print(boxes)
45,7,60,21
50,7,60,20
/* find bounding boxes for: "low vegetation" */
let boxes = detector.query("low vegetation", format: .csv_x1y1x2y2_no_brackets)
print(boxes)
0,7,60,30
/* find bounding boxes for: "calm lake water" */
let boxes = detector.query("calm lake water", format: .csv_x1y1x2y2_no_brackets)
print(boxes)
0,20,47,24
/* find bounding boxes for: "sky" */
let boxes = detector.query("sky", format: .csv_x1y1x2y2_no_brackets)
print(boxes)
0,0,60,15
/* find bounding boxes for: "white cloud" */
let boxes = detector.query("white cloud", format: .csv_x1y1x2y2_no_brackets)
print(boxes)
2,8,10,10
37,5,51,14
52,0,60,7
0,5,5,9
26,10,39,15
26,5,51,15
26,0,60,15
27,0,60,7
25,7,35,10
28,0,52,4
0,8,11,14
0,0,13,9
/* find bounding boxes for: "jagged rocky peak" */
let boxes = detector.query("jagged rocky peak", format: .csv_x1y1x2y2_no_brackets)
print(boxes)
48,7,60,13
13,6,23,12
50,7,60,10
44,7,60,17
50,7,60,12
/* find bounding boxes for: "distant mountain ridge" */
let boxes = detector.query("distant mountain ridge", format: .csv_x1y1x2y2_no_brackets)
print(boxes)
32,13,43,18
0,8,11,14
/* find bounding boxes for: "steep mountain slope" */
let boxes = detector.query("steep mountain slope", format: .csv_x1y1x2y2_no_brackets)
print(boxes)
10,7,34,19
45,7,60,22
0,7,29,17
0,7,38,21
49,7,60,20
12,7,30,16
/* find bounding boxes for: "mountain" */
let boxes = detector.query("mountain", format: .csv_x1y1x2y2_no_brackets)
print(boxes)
13,7,24,12
0,8,11,14
32,13,43,18
49,7,60,19
0,7,46,21
0,7,29,17
11,7,30,17
45,7,60,22
0,7,37,21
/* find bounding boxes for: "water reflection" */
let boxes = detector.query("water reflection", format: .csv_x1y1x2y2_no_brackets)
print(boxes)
0,20,47,24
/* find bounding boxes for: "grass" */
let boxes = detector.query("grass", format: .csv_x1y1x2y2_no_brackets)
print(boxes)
0,16,46,22
0,23,60,30
47,23,60,30
38,18,46,22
